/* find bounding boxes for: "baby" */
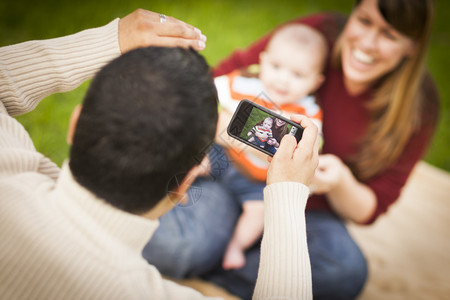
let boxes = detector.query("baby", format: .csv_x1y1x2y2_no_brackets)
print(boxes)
214,23,328,270
248,117,273,148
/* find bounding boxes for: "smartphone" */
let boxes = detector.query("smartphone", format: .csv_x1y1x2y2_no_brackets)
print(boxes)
227,99,304,156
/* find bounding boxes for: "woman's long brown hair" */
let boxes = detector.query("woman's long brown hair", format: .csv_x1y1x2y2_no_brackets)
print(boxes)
332,0,435,180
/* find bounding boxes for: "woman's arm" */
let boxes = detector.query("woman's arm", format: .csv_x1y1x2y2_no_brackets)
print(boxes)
312,99,438,225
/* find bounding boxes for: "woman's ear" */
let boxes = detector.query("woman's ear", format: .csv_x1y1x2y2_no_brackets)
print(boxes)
67,104,82,145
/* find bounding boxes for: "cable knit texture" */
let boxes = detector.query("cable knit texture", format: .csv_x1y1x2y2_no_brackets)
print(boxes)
254,182,312,300
0,19,120,117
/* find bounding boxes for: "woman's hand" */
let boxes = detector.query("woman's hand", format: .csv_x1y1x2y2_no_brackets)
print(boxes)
310,154,377,223
118,9,207,53
309,154,347,194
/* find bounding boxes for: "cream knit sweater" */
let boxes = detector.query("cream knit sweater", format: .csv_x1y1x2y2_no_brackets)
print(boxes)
0,18,312,300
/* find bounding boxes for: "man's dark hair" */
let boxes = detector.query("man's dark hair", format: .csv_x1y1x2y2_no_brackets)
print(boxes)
69,47,218,214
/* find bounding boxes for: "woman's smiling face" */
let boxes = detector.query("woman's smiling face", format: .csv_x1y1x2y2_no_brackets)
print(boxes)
275,118,286,128
341,0,415,93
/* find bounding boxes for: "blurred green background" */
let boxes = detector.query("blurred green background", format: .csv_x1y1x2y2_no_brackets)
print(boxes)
1,0,449,172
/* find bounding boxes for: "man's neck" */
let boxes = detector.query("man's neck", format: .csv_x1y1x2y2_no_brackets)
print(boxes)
140,195,175,220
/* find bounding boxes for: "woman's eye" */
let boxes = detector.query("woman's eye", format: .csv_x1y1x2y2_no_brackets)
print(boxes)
382,30,397,40
358,16,370,25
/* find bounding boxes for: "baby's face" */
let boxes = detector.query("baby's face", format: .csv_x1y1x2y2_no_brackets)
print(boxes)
262,118,273,130
259,39,323,105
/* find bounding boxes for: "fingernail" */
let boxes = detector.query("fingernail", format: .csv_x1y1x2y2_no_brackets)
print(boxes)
198,40,206,50
194,28,207,41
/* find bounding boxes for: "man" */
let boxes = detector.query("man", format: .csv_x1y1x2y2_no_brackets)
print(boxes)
0,9,318,299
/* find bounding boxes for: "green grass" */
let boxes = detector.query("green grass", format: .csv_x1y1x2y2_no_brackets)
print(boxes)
242,109,272,140
1,0,449,171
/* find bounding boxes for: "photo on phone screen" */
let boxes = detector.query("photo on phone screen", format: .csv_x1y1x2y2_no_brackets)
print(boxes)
227,99,304,156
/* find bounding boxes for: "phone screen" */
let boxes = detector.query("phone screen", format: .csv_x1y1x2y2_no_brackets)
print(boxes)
227,99,304,156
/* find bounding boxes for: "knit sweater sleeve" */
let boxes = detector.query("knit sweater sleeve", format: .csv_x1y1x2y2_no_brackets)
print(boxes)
0,19,121,180
253,182,312,300
0,18,121,117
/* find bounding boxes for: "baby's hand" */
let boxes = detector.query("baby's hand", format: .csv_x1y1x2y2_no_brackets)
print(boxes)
267,138,277,146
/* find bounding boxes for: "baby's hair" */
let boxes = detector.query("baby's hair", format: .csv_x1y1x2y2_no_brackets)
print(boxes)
254,117,274,127
263,117,274,125
266,23,329,72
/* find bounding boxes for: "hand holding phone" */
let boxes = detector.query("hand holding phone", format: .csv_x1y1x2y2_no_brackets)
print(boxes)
267,114,320,186
227,99,304,157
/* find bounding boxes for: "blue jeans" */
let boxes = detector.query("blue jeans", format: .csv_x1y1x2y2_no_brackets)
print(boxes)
251,137,266,149
264,144,278,154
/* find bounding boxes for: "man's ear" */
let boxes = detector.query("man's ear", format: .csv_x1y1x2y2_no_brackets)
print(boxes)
169,164,203,205
142,164,204,220
67,104,82,145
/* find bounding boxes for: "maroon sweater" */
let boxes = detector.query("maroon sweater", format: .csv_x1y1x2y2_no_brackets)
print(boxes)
214,13,439,224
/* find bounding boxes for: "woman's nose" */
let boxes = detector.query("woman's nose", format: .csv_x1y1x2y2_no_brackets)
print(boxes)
359,28,378,51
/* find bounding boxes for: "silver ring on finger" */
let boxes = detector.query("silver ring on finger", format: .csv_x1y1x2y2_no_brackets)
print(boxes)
159,14,167,23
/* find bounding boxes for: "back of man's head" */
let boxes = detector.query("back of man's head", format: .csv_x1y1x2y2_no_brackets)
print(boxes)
69,47,218,214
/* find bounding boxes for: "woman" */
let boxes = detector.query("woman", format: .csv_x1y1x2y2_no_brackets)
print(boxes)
264,118,289,153
212,0,438,297
144,0,439,298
